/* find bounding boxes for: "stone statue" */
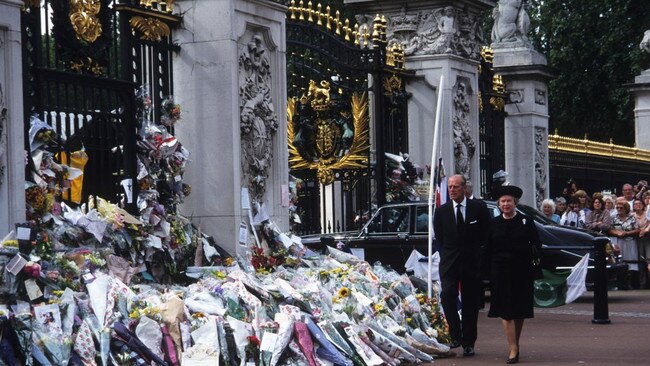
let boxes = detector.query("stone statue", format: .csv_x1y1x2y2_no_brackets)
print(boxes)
641,30,650,55
436,6,456,53
239,33,278,203
491,0,531,46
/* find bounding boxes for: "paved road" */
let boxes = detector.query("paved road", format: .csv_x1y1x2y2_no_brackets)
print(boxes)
429,290,650,365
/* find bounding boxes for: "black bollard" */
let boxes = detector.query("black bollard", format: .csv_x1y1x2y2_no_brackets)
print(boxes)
592,237,611,324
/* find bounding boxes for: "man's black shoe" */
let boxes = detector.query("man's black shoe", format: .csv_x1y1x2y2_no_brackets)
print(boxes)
463,345,475,356
448,341,461,349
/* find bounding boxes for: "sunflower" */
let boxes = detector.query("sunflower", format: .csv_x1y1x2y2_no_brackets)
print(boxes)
337,287,350,298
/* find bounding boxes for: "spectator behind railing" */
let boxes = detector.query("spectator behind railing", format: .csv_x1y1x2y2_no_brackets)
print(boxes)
560,195,586,228
540,199,560,223
603,194,617,219
609,198,641,289
585,195,612,234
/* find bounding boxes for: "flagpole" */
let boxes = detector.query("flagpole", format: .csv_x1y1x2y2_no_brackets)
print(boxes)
428,75,444,298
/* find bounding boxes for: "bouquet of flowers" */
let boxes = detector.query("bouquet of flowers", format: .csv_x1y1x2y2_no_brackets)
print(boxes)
161,96,181,126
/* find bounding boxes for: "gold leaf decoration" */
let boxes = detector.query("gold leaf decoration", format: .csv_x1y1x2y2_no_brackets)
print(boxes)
129,16,171,42
288,91,369,185
69,0,102,43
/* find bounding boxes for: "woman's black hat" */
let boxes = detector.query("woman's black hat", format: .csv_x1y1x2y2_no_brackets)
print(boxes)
492,185,523,200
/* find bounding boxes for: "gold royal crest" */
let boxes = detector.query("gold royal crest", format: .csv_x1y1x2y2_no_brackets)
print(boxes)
288,80,369,185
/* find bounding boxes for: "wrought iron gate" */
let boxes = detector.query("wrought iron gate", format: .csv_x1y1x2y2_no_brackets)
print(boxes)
286,1,407,234
21,0,180,212
478,47,507,198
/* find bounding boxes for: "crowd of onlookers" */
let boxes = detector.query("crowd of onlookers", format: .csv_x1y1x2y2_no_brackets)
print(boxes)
539,180,650,289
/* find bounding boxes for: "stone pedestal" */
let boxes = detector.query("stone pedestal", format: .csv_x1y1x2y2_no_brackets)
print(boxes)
174,0,288,257
629,71,650,150
493,47,554,207
0,0,26,234
346,0,495,197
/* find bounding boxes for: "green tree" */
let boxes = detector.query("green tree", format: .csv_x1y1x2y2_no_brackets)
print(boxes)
526,0,650,145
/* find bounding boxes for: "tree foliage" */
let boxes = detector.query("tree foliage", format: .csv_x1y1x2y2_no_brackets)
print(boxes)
525,0,650,145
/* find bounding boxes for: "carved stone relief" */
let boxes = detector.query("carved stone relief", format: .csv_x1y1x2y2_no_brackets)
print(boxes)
491,0,532,49
0,82,5,188
0,36,5,188
239,33,278,203
385,6,483,59
452,77,475,180
535,89,546,105
509,89,524,103
534,127,547,208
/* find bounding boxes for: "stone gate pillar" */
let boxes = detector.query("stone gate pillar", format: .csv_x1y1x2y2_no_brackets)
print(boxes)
491,0,554,207
347,0,495,197
0,0,26,234
174,0,288,256
630,31,650,150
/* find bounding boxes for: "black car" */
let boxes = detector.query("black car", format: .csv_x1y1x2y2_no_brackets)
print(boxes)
302,201,627,288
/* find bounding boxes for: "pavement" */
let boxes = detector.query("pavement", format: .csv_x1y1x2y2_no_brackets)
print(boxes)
428,289,650,366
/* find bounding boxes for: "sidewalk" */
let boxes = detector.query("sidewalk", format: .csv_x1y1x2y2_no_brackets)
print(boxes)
431,289,650,365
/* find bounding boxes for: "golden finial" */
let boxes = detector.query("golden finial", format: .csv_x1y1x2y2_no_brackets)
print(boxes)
353,24,359,46
317,3,322,26
372,25,380,45
363,28,370,47
290,0,296,20
326,6,331,30
335,11,341,35
344,19,351,41
386,44,395,67
307,1,313,22
165,0,174,13
299,0,305,21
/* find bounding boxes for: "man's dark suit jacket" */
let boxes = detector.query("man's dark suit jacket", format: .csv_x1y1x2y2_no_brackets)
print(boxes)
433,198,491,279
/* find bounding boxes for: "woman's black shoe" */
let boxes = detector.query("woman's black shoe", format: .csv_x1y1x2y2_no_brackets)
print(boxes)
506,352,519,364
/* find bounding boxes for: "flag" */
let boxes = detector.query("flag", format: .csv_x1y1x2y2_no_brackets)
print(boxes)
533,253,589,308
433,158,447,207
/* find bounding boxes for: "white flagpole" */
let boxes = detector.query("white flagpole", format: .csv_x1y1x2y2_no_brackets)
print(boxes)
428,75,444,298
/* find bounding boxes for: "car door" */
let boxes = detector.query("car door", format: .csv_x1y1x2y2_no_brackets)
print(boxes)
347,205,412,272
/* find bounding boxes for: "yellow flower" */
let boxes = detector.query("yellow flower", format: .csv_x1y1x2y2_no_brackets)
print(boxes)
338,287,350,298
129,309,141,319
373,303,384,313
1,239,18,247
224,257,234,266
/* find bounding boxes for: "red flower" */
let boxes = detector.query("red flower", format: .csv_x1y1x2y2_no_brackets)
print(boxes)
247,335,261,346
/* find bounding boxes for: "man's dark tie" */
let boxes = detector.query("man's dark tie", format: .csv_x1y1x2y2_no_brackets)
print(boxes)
456,204,464,229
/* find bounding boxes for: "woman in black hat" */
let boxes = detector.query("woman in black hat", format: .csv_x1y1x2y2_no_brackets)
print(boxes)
484,185,541,364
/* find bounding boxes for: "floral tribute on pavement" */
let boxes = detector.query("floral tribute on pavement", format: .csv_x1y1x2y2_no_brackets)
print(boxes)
0,87,452,365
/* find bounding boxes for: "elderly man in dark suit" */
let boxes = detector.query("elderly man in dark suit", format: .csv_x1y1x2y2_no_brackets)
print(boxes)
433,174,491,356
